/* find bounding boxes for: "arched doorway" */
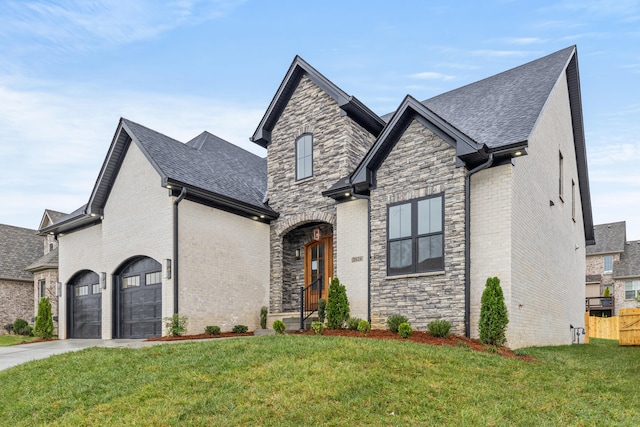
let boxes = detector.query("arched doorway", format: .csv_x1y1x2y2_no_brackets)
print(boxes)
114,256,162,338
67,270,101,338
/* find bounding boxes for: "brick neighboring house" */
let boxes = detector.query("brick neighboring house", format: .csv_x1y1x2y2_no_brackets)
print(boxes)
586,222,640,316
45,45,594,348
24,209,67,335
0,224,41,333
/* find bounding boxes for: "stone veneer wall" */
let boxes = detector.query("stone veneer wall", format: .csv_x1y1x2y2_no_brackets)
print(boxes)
0,279,34,332
369,119,466,332
267,74,375,313
32,269,60,335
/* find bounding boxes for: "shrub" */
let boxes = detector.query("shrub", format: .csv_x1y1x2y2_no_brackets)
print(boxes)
311,321,324,335
326,277,350,329
205,325,221,335
346,317,362,331
164,314,188,337
386,315,408,333
357,320,370,334
427,319,451,338
260,306,268,329
34,297,54,339
479,277,509,345
232,324,248,334
603,286,611,297
17,325,33,336
398,322,412,339
272,320,286,334
13,319,29,335
3,323,13,334
317,299,327,323
484,345,499,354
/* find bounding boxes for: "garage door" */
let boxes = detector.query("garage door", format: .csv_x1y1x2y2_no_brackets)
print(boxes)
69,271,101,338
118,257,162,338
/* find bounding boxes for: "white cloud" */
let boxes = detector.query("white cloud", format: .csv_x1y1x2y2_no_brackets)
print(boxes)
409,71,456,81
503,37,547,45
470,50,531,58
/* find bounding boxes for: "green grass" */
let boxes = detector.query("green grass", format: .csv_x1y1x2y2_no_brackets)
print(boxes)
0,336,638,426
0,335,40,346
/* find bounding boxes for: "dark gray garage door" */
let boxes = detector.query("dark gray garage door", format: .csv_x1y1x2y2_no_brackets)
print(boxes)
118,257,162,338
68,271,101,339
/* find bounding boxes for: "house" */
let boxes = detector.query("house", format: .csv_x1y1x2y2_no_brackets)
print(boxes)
0,224,42,332
586,221,640,316
44,45,593,348
24,209,67,334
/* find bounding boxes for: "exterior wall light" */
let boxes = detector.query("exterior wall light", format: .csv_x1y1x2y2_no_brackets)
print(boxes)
56,282,62,297
100,272,107,289
164,259,172,279
295,249,301,260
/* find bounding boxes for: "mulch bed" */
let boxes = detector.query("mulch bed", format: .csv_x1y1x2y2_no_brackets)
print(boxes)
146,329,536,361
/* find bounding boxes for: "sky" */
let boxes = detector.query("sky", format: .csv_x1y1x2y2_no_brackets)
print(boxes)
0,0,638,240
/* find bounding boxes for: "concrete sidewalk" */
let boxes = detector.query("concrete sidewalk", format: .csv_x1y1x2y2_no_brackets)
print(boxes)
0,339,166,371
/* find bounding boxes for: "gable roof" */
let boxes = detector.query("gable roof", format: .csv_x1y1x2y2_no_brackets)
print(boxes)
24,247,59,273
586,222,626,255
0,224,41,281
614,240,640,279
251,55,385,147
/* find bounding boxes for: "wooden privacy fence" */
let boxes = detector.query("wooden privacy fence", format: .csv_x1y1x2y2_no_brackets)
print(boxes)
584,308,640,345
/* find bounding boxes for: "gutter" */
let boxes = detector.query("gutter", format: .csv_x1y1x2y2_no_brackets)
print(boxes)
464,153,494,338
173,187,187,314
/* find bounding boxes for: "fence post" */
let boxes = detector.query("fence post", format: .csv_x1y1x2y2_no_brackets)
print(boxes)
300,286,304,331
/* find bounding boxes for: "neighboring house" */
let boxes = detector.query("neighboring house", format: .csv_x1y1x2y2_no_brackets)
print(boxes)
0,224,41,332
24,209,67,334
586,222,640,316
44,45,593,348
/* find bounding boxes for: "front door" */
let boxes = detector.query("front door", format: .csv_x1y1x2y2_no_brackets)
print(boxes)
304,236,333,310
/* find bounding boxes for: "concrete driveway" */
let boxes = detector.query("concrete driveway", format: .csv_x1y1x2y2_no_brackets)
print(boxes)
0,339,164,371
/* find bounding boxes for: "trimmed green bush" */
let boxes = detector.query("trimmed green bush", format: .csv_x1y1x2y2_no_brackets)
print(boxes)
317,299,327,323
34,297,54,339
3,323,13,334
603,286,611,297
386,315,408,333
326,277,350,329
357,320,370,334
479,276,509,345
260,306,268,329
232,325,248,334
427,319,451,338
398,322,412,339
346,317,362,331
164,314,188,336
272,320,286,334
311,321,324,335
13,319,28,336
205,325,221,335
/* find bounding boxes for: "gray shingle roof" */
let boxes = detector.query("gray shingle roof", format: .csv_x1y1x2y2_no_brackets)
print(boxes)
421,46,575,149
45,210,67,224
586,222,626,255
0,224,41,281
24,247,58,272
614,240,640,279
123,119,268,210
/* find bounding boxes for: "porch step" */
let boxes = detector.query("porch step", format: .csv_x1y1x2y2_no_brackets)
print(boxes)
282,317,317,332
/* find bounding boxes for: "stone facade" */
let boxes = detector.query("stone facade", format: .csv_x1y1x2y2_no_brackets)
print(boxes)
32,269,60,334
0,279,33,332
267,75,375,313
369,119,467,332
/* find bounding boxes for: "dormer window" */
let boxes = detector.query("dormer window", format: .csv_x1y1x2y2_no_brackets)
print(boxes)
296,134,313,180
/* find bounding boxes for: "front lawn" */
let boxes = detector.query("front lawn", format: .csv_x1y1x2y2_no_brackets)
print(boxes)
0,336,638,426
0,335,40,346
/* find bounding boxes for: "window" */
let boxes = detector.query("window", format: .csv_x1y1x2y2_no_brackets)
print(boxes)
75,285,89,297
571,180,576,221
625,280,640,300
122,276,140,289
39,279,46,298
603,256,613,274
146,272,162,285
295,134,313,180
387,194,444,275
559,151,564,200
92,284,101,294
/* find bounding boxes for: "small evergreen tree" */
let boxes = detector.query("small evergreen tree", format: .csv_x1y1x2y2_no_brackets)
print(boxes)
34,297,55,339
326,277,350,329
479,277,509,345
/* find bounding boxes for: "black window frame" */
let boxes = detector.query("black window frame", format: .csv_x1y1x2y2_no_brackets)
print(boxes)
295,133,313,181
39,279,46,299
387,194,445,276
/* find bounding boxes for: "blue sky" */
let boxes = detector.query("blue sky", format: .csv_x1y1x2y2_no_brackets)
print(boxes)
0,0,638,239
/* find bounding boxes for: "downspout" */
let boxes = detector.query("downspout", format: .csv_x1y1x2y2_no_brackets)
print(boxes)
173,187,187,314
464,153,494,338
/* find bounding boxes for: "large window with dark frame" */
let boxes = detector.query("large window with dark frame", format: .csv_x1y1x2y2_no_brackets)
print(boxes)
387,194,444,275
295,134,313,180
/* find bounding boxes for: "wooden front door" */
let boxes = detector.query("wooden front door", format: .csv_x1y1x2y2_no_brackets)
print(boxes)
304,236,333,310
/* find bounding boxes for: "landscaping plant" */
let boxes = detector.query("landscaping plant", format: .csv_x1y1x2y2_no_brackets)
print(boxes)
346,317,362,331
272,320,286,334
164,314,188,337
311,321,324,335
357,320,370,334
260,306,268,329
204,325,221,335
386,314,408,333
479,276,509,345
3,323,13,335
34,297,54,339
427,319,451,338
317,299,327,323
13,319,29,336
326,277,350,329
398,322,413,339
232,325,248,334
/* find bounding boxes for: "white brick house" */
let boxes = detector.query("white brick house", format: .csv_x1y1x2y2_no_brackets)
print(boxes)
46,45,593,347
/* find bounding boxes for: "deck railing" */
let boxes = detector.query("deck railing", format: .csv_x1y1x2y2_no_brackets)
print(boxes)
299,277,323,331
585,296,615,313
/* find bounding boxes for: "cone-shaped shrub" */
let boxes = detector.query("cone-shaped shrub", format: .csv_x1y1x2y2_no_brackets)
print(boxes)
479,277,509,345
326,277,350,329
34,298,54,339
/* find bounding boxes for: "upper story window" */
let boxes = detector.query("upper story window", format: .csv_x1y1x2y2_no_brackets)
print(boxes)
387,194,444,276
603,255,613,274
296,134,313,180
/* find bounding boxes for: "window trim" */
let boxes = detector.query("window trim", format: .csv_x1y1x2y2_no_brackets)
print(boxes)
603,255,613,274
39,279,46,299
625,280,640,300
386,194,445,276
295,133,313,181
